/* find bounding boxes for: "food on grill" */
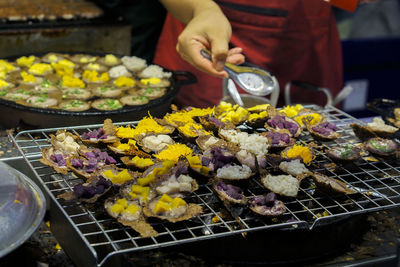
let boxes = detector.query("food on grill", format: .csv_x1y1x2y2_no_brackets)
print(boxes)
262,131,294,149
279,159,310,180
266,114,302,138
215,164,253,181
281,144,315,165
246,110,269,128
219,128,269,156
351,117,398,141
137,134,175,153
59,176,112,203
311,172,355,195
215,101,249,125
364,137,398,157
326,145,361,163
261,173,300,197
249,192,286,216
143,193,202,223
121,156,155,170
214,181,247,205
97,165,139,186
105,196,158,237
200,147,236,173
67,149,116,179
307,121,341,141
40,147,69,174
195,135,227,152
79,120,119,145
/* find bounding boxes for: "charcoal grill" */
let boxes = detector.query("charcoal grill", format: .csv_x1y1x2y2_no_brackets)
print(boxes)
10,105,400,266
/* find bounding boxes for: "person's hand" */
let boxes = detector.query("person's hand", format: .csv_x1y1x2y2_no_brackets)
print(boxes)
176,8,245,78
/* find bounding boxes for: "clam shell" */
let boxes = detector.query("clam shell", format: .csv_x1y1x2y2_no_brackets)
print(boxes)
310,172,355,195
213,181,247,205
40,147,69,174
364,137,399,157
249,193,286,216
265,115,302,138
326,145,362,163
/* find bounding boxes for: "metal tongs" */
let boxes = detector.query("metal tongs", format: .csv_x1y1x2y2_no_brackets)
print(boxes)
200,49,279,99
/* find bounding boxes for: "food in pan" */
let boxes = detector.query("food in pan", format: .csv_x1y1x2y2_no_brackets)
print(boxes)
0,52,172,112
26,95,58,108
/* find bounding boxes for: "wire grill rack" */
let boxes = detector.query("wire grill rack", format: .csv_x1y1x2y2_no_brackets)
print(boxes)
11,105,400,266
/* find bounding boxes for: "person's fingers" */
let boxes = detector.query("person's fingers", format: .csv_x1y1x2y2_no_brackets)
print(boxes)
227,47,243,56
210,37,229,72
227,54,245,65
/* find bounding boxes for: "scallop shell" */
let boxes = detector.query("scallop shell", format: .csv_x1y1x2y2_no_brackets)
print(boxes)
325,145,361,163
364,137,399,157
306,121,341,141
265,114,302,138
40,147,69,174
310,172,355,195
213,181,247,205
249,193,286,216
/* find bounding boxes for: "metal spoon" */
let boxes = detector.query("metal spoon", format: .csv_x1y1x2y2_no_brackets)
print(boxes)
200,49,278,96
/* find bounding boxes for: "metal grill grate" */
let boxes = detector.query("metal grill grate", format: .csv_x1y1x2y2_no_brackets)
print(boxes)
11,105,400,266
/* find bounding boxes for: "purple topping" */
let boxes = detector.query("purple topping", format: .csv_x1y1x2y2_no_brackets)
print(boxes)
96,184,105,194
268,115,299,136
50,153,66,166
105,156,116,164
96,176,112,188
211,147,235,170
207,115,225,127
81,128,108,140
84,152,96,158
312,122,337,136
266,131,291,145
201,157,211,166
73,184,96,198
175,166,188,177
71,158,84,168
217,181,243,200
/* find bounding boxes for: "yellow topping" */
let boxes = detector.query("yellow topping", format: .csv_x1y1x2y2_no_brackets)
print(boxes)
153,195,186,213
164,107,214,127
103,169,133,184
48,54,59,62
130,156,154,168
137,160,175,186
82,70,109,82
140,77,161,85
178,122,210,138
154,143,193,162
86,63,101,71
61,76,85,88
216,101,248,124
79,56,96,64
117,198,128,207
279,104,304,117
0,71,6,79
282,144,314,165
114,76,135,88
115,114,171,138
20,71,37,83
110,198,140,215
125,204,140,214
248,111,268,121
247,104,270,112
0,60,16,73
129,185,151,201
16,56,36,67
186,155,209,174
0,79,10,88
295,113,322,126
105,54,118,65
114,139,138,151
28,63,52,75
58,59,75,69
110,203,125,214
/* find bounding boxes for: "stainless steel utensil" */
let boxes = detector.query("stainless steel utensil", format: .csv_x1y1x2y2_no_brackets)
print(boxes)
200,49,278,96
0,161,46,258
227,78,244,106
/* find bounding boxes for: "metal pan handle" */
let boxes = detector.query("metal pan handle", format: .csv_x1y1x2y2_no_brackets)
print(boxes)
172,71,197,87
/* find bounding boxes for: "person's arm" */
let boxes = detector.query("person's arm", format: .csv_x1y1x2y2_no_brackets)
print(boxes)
160,0,244,78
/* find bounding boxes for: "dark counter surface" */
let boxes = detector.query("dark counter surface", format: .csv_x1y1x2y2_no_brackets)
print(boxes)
0,128,399,267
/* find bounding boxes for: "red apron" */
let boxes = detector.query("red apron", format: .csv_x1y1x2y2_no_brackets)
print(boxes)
154,0,343,108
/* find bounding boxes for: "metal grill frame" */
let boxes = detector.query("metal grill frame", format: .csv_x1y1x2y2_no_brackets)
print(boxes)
10,105,400,266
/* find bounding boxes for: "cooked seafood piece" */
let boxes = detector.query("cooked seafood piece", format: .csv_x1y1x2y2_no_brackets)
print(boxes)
62,88,92,100
143,193,202,223
137,87,166,100
91,85,122,98
307,121,341,140
26,95,58,108
4,89,31,101
51,130,81,155
351,118,398,140
69,54,98,64
214,181,247,205
92,98,123,110
279,159,311,180
186,154,211,176
261,173,300,197
155,171,198,195
266,115,301,138
219,128,269,156
108,65,131,78
105,196,158,237
59,99,91,112
41,53,65,63
139,160,176,187
364,137,398,157
59,176,112,203
98,54,121,67
138,134,175,153
33,78,59,94
249,192,286,216
262,131,294,149
177,122,211,139
97,165,139,186
121,155,155,170
294,110,324,129
215,164,253,181
40,147,69,174
196,135,227,152
195,114,234,133
215,101,249,125
108,140,150,157
326,145,361,163
310,172,355,195
121,56,147,72
120,95,149,106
